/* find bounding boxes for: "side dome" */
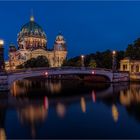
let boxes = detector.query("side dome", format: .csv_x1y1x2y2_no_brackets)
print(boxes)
53,33,67,51
17,16,47,50
9,44,17,52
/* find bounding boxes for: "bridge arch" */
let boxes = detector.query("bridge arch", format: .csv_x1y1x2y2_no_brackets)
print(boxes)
87,74,111,82
48,73,112,82
7,68,113,88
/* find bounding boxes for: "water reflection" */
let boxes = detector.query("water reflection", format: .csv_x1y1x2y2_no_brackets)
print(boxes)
119,83,140,123
80,97,86,113
0,128,6,140
0,108,6,140
92,90,96,103
48,81,62,93
111,104,119,122
10,79,62,96
10,80,32,96
2,80,140,138
56,103,66,118
18,105,48,124
17,104,48,138
120,84,140,106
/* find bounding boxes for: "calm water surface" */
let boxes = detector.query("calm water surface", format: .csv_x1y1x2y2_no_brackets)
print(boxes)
0,78,140,139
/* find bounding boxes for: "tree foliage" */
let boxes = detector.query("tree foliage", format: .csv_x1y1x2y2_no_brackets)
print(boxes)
88,59,96,68
125,38,140,59
17,55,49,69
62,56,81,67
63,50,124,69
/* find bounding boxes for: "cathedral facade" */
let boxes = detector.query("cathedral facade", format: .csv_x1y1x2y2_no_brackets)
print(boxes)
8,16,67,70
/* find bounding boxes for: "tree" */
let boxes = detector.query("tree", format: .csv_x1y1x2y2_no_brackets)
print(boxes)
88,59,96,68
125,38,140,60
116,50,124,69
62,59,68,66
125,44,136,59
16,55,49,69
35,56,49,67
62,56,81,67
53,49,124,69
24,58,36,68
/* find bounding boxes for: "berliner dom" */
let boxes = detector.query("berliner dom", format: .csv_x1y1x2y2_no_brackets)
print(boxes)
7,15,67,69
17,16,47,50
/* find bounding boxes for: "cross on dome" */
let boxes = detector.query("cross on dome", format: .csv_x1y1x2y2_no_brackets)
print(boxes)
30,9,35,22
30,15,34,22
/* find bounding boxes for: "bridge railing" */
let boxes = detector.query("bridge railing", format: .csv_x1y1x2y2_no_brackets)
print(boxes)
6,66,113,75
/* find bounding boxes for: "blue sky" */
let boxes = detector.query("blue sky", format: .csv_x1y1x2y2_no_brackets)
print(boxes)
1,1,140,59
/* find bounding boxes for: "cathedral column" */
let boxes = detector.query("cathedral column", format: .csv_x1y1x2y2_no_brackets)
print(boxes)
134,64,137,73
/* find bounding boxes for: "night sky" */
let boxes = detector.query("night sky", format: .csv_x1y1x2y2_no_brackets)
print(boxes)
1,1,140,60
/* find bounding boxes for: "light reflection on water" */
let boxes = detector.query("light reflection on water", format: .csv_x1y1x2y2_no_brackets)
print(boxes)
1,79,140,138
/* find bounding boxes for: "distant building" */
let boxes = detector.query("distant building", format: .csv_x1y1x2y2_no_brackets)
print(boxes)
7,15,67,70
120,57,140,72
120,57,140,80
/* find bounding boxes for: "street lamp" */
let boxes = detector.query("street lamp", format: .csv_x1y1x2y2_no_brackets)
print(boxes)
112,50,117,72
0,39,5,71
81,55,85,67
112,50,116,55
0,40,4,46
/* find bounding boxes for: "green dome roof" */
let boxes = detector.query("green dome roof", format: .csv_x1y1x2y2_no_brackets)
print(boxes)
18,17,46,39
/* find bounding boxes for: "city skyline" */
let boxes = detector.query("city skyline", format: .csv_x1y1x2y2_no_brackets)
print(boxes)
1,2,140,139
1,1,140,59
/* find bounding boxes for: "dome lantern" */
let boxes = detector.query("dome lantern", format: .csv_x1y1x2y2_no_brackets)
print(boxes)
30,15,34,22
30,9,35,22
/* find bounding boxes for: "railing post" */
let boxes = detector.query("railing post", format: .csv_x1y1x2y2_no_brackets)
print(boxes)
112,51,117,82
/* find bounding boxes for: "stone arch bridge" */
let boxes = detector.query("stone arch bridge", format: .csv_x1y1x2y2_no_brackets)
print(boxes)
0,67,129,91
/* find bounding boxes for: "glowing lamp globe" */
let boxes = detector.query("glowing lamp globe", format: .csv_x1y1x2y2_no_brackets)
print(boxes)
0,40,4,46
112,51,116,55
45,71,48,76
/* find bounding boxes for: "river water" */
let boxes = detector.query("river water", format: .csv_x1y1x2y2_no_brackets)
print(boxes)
0,78,140,139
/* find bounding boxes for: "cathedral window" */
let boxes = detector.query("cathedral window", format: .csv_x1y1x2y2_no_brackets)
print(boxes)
136,65,139,72
131,65,134,72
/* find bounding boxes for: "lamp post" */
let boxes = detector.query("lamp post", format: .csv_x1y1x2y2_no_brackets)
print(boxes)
81,55,85,67
112,50,117,72
0,40,5,71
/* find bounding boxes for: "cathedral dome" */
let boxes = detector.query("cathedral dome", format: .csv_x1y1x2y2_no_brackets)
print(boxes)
9,44,17,52
19,17,46,38
56,34,64,42
54,33,67,51
17,16,47,50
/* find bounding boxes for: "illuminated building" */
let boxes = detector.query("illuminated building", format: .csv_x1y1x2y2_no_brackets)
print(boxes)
8,15,67,69
120,57,140,72
120,57,140,80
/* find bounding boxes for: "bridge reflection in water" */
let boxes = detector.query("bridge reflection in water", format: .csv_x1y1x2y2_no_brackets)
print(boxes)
1,80,140,138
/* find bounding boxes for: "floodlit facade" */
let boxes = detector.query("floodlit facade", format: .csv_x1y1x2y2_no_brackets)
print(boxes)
8,15,67,70
120,57,140,73
120,57,140,80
